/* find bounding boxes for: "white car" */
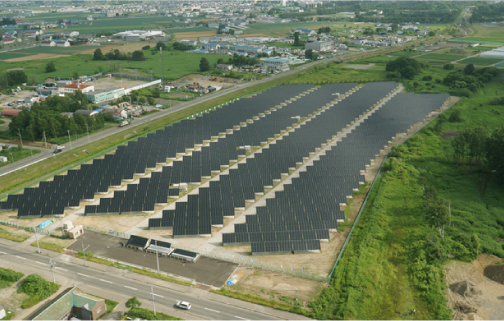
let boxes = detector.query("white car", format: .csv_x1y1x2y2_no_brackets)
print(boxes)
155,104,163,108
175,301,191,310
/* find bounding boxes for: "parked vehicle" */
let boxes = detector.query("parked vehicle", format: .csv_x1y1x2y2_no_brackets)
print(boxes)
119,120,130,127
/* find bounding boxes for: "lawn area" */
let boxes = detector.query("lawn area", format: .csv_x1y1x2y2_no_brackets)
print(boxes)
0,267,24,289
457,57,504,65
388,50,422,57
0,227,30,242
308,70,504,320
126,307,181,320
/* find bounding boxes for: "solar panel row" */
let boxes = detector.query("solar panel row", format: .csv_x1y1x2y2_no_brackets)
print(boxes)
239,92,449,255
161,82,399,239
1,84,314,217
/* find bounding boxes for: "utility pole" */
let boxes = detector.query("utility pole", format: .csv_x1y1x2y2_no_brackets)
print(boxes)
67,130,72,149
17,128,23,146
85,123,90,143
49,259,56,283
34,227,41,254
160,47,164,88
155,240,159,273
151,286,156,315
81,241,90,266
42,131,47,148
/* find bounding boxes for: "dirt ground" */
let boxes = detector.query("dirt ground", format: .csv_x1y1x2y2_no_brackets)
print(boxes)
224,267,326,306
173,74,241,88
73,214,148,233
345,63,377,69
0,280,29,319
174,31,216,40
445,254,504,320
0,222,32,238
91,76,150,91
4,54,69,62
0,211,51,230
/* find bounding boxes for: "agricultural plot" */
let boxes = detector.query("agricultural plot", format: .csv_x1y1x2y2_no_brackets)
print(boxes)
458,57,504,65
459,36,504,44
417,53,464,62
245,22,335,36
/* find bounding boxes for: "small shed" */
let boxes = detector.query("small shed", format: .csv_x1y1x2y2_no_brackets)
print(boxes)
0,156,8,163
125,235,149,250
68,225,84,239
171,249,200,262
0,306,6,320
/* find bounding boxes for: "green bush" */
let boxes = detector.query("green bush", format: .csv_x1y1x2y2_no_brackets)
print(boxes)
0,267,24,289
19,274,59,308
126,307,182,320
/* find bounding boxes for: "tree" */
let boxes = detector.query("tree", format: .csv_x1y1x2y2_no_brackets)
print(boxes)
385,57,422,79
131,50,145,61
293,32,301,46
428,31,436,36
93,48,104,60
125,296,141,309
156,41,167,51
443,63,455,70
147,97,155,105
139,96,146,104
151,88,161,98
45,62,56,73
199,57,210,72
463,63,475,75
142,45,150,50
73,71,79,80
486,128,504,184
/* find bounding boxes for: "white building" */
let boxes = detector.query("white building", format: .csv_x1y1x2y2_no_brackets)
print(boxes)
41,40,55,46
480,46,504,59
54,39,70,47
113,30,165,41
305,41,332,52
261,58,290,73
58,84,95,94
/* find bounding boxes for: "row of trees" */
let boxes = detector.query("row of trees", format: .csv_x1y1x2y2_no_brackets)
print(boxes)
0,70,28,92
93,49,146,61
451,127,504,184
443,65,499,96
0,17,15,26
8,91,106,140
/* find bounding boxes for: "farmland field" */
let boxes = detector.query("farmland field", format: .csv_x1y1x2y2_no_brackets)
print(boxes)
0,45,102,61
244,22,336,36
417,53,463,62
459,36,504,44
457,57,504,65
1,49,229,82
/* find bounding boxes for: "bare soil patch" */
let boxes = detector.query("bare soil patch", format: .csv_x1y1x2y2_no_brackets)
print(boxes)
173,74,240,87
225,267,326,305
446,254,504,320
5,54,69,62
0,281,29,319
172,31,216,40
0,211,48,230
345,63,377,69
73,214,148,233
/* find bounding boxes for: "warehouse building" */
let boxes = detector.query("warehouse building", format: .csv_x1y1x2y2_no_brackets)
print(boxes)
305,41,332,52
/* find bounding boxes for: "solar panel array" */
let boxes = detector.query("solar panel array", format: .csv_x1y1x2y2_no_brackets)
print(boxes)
225,92,449,254
89,83,358,216
0,84,314,217
155,82,399,237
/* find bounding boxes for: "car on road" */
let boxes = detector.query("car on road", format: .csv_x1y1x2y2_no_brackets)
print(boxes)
6,102,14,106
175,301,191,310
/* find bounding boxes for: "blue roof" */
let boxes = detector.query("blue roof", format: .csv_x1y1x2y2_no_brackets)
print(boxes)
209,38,220,41
236,46,261,50
297,27,313,32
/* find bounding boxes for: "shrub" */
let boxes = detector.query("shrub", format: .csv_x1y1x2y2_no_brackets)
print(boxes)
422,75,433,81
19,274,59,308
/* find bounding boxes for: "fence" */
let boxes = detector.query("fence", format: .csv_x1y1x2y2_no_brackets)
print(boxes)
0,218,53,236
107,73,154,82
84,225,131,239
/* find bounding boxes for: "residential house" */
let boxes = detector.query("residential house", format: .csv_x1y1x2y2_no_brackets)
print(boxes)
41,40,56,46
54,39,70,47
62,30,79,38
2,38,15,45
216,64,233,70
204,43,220,50
32,287,107,320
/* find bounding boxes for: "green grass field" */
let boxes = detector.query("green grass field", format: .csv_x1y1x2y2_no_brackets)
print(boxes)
417,53,464,62
245,22,335,36
458,57,504,65
459,37,504,44
0,46,102,61
1,50,229,82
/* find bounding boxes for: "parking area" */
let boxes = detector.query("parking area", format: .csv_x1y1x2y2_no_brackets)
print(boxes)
67,230,237,287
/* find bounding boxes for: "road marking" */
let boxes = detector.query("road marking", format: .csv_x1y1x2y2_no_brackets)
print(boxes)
77,273,90,277
15,256,26,260
55,267,68,272
0,156,50,177
152,293,163,298
99,279,112,284
234,317,248,320
0,251,6,254
204,308,220,313
124,286,137,291
36,261,48,266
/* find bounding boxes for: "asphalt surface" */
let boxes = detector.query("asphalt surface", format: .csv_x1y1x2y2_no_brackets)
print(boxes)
0,241,310,320
67,231,238,287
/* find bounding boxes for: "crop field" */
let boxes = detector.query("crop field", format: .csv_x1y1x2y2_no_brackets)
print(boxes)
457,57,504,65
459,36,504,44
171,27,213,34
417,53,464,61
0,45,102,61
388,50,422,57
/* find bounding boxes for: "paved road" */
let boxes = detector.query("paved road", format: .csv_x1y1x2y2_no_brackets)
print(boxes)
0,242,309,320
0,52,355,179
